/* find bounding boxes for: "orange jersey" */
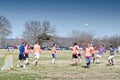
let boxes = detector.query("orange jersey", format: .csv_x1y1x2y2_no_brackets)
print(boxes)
84,47,92,57
51,47,56,53
90,47,94,54
24,45,30,54
33,44,41,53
71,46,77,54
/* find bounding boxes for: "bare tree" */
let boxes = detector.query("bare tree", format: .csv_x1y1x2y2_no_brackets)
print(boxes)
22,20,56,45
22,21,41,45
13,36,21,46
109,35,120,48
0,15,12,45
71,30,96,46
42,20,56,35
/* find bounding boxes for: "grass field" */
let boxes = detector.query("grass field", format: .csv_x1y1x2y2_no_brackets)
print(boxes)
0,49,120,80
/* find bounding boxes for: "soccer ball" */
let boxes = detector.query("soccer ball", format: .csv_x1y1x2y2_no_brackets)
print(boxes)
85,24,88,27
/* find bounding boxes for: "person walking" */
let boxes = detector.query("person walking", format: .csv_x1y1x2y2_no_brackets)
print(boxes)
51,44,57,64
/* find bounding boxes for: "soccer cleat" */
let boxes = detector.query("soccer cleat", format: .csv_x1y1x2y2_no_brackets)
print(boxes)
23,66,26,69
51,62,55,64
26,63,29,65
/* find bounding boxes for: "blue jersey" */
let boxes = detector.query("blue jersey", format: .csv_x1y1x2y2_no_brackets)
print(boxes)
19,44,24,54
110,48,114,55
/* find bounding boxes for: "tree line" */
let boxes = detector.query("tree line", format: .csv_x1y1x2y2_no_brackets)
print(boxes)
0,15,120,48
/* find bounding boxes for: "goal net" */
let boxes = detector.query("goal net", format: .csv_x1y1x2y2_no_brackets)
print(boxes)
1,55,13,70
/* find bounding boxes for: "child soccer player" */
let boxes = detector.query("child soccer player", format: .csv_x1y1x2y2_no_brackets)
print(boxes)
51,44,57,64
94,44,105,64
83,43,93,68
74,42,82,63
107,45,114,65
89,44,95,63
70,42,78,66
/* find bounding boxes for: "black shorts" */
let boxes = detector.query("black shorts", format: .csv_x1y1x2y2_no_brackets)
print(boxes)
72,54,78,58
78,53,81,57
19,54,25,60
24,54,29,58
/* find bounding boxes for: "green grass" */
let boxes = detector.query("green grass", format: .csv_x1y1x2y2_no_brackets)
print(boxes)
0,49,120,80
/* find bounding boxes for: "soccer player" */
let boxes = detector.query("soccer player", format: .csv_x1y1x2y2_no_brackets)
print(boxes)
89,44,95,63
74,42,82,63
107,45,114,65
51,44,57,64
83,43,93,68
24,42,30,65
94,44,105,63
33,41,41,66
17,42,26,68
118,46,120,55
70,42,78,66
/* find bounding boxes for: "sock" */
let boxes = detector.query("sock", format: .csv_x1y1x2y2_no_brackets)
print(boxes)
33,60,37,65
52,59,54,64
87,63,89,66
26,59,28,64
23,64,26,68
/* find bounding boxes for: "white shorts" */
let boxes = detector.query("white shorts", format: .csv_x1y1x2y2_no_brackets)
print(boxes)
77,51,79,54
34,52,40,59
108,55,114,60
96,54,102,58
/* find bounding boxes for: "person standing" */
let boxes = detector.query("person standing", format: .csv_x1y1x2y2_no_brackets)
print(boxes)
24,43,30,65
51,44,57,64
17,42,26,68
33,41,41,66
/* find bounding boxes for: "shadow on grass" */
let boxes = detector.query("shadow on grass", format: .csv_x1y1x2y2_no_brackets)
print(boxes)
70,63,78,66
81,66,90,68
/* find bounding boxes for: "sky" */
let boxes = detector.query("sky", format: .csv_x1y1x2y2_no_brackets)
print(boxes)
0,0,120,38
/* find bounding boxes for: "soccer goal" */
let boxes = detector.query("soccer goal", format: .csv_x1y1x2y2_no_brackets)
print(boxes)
1,55,13,70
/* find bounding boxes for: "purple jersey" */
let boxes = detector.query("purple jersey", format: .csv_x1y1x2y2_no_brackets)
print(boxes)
98,47,105,55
